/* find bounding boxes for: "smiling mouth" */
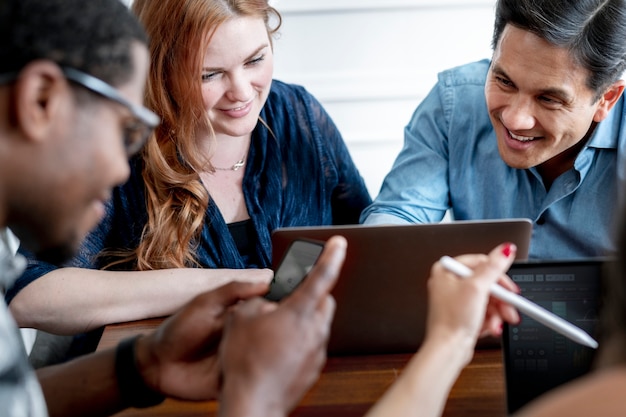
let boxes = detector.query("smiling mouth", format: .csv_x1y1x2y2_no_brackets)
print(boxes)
225,99,253,112
509,131,537,142
230,104,248,111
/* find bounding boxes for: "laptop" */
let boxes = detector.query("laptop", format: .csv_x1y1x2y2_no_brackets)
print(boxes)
271,218,533,356
502,258,611,414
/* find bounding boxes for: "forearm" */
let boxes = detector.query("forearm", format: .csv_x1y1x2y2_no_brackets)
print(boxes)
10,267,270,334
37,348,125,417
365,332,474,417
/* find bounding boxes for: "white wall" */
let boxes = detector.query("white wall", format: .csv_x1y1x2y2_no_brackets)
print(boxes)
272,0,497,197
124,0,498,197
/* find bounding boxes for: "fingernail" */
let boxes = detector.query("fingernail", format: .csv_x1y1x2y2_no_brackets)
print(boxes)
502,243,513,257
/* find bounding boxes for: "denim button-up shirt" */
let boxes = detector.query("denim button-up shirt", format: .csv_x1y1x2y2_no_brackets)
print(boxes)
362,60,626,259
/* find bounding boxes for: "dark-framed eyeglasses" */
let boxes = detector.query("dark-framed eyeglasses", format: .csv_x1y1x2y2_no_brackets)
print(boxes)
0,67,160,156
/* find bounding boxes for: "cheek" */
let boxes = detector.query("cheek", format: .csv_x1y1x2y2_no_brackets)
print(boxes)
484,87,505,114
562,117,590,142
541,111,585,142
257,61,274,88
78,129,130,192
97,143,130,187
74,108,128,177
202,85,221,111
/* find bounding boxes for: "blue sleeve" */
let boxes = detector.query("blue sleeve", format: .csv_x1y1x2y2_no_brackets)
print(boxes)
301,88,372,224
4,248,55,304
360,76,452,224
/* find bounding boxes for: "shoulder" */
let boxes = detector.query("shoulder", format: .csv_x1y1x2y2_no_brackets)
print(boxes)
265,79,322,110
263,79,331,128
437,59,491,88
411,60,491,130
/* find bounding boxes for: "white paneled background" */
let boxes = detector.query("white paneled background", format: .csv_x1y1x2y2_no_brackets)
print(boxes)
123,0,498,197
271,0,497,196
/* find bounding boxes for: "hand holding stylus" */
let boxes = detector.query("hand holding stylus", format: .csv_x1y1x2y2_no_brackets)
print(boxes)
439,255,598,349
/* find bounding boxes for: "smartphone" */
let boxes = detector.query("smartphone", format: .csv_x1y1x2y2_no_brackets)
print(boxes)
265,239,325,301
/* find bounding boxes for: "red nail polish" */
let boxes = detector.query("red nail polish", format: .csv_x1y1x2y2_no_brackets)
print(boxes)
502,243,512,257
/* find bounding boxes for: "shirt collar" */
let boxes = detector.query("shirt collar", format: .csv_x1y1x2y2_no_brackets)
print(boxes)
586,95,624,150
0,229,26,293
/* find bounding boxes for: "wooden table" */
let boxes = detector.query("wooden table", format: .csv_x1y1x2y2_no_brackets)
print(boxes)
98,320,507,417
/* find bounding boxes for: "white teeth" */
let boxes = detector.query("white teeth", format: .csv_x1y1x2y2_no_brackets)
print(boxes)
230,101,251,111
509,131,535,142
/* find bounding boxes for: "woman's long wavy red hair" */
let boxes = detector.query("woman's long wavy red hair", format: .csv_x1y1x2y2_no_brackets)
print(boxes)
124,0,281,269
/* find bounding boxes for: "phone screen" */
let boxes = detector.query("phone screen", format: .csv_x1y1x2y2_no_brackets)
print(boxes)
265,239,324,301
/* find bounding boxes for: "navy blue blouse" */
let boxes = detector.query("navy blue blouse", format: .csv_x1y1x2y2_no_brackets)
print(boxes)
8,80,371,302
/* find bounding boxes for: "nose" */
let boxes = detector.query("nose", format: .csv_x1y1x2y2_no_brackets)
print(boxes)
500,95,536,131
225,71,251,102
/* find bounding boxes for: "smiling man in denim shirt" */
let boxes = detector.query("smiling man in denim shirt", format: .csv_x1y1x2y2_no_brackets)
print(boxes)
361,0,626,260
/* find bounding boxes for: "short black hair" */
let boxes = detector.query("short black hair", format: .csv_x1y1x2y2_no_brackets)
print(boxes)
0,0,148,86
492,0,626,96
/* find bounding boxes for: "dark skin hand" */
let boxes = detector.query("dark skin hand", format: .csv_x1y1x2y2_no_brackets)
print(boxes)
134,235,346,413
134,280,269,401
218,235,347,417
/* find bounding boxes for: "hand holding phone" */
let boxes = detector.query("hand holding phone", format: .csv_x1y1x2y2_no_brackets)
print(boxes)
265,239,325,301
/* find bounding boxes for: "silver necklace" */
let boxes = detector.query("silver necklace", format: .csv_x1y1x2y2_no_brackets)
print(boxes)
213,156,246,171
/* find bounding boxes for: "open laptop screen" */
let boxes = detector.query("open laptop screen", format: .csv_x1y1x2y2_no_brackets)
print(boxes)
502,258,610,414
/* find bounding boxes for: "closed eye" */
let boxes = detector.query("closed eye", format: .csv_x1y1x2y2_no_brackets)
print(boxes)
537,95,564,108
202,71,222,82
495,76,514,89
246,54,265,66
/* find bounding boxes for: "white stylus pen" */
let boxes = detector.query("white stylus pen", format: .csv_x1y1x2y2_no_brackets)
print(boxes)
439,255,599,349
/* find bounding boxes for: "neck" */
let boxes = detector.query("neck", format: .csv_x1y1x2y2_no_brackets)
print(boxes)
209,134,251,172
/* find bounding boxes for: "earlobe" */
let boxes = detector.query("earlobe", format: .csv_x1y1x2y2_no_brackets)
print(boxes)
12,61,68,142
593,80,626,122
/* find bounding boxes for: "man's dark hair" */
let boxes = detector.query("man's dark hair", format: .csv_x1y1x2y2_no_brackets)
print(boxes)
0,0,147,86
492,0,626,96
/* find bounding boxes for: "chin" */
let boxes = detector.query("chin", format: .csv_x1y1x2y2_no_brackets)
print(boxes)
33,229,82,264
9,212,83,264
500,155,532,170
34,244,78,265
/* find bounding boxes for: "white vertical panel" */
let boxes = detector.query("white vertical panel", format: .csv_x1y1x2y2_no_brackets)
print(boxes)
272,0,497,196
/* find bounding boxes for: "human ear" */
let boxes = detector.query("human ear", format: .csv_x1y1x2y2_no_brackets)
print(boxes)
593,80,626,123
12,61,69,143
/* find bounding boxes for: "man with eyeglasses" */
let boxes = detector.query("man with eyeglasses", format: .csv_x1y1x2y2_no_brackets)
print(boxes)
0,1,347,416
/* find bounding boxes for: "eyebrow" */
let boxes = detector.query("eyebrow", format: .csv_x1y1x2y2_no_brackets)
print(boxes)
202,44,269,72
491,64,574,103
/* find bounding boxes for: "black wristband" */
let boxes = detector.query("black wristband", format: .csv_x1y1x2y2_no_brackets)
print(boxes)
115,335,165,408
